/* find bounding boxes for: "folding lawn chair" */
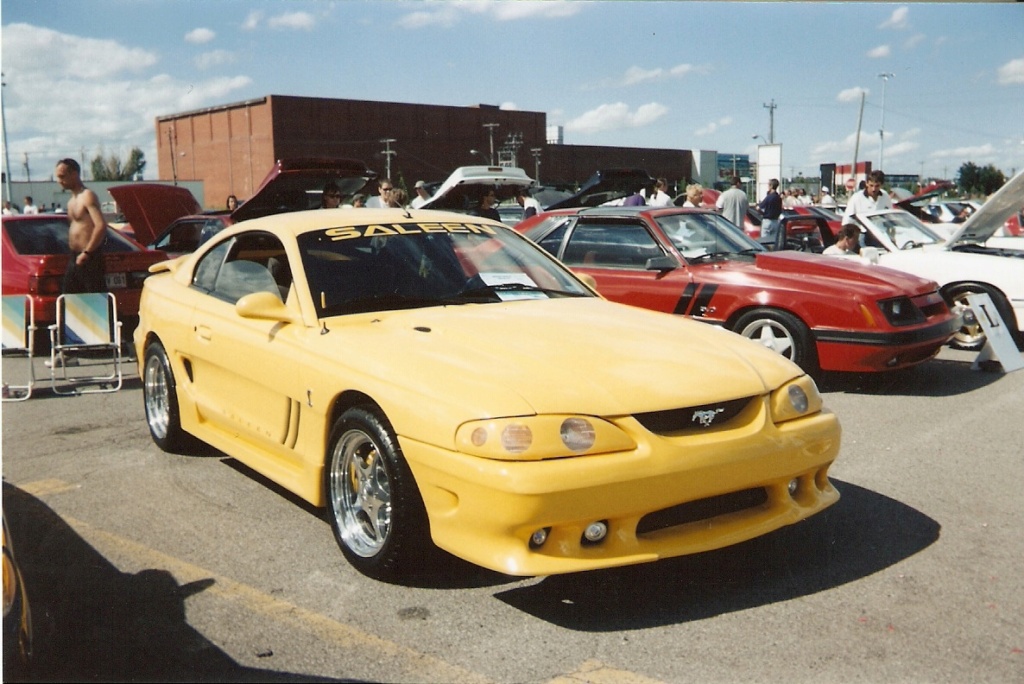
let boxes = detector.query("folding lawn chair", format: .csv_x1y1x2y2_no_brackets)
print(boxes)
2,295,37,402
48,292,123,395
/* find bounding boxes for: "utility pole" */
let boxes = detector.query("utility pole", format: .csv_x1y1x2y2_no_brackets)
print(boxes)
877,73,894,170
1,73,12,201
763,99,777,144
379,138,397,180
531,147,542,184
482,123,499,165
22,152,30,183
852,90,865,192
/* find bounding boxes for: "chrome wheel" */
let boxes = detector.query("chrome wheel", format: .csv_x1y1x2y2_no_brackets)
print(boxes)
329,429,392,558
949,290,986,351
144,353,170,441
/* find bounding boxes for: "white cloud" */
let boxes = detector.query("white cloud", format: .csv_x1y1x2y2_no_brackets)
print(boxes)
997,57,1024,85
585,63,706,90
867,45,891,59
694,117,733,137
268,11,316,30
398,0,582,29
837,87,869,103
882,140,919,160
564,102,668,135
880,6,910,30
242,11,262,31
194,49,236,71
623,66,663,86
0,24,251,181
903,33,925,50
185,28,215,44
499,101,518,111
930,144,998,160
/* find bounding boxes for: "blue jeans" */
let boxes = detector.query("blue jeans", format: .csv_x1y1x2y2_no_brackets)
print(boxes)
760,219,781,250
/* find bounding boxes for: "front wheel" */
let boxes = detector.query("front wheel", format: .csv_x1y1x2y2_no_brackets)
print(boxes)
733,308,819,376
325,406,431,582
944,283,1016,351
143,341,189,452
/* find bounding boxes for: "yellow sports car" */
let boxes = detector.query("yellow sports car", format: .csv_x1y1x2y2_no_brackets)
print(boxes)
135,207,841,581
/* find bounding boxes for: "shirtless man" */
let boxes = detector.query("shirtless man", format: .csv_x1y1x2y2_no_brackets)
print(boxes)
55,158,108,293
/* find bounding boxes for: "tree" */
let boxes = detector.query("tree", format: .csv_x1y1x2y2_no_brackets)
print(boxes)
956,162,1005,197
90,147,146,181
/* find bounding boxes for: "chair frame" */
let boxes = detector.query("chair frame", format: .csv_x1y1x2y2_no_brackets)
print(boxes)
2,295,37,402
48,292,123,395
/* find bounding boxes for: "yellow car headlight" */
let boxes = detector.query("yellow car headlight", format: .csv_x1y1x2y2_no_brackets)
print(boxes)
770,375,823,424
456,415,635,461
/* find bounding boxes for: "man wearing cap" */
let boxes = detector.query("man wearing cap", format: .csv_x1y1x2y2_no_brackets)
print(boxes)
819,186,837,208
411,180,431,208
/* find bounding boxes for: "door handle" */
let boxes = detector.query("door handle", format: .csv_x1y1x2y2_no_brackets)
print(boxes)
196,325,212,341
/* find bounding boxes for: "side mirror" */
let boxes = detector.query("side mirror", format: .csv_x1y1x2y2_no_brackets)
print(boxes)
236,291,298,324
575,272,599,291
645,255,678,271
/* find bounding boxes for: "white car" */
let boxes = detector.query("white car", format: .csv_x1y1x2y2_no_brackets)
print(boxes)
848,170,1024,351
419,165,535,214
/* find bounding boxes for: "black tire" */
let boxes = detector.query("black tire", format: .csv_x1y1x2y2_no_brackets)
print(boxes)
733,308,819,376
944,283,1017,352
324,406,431,582
142,341,189,453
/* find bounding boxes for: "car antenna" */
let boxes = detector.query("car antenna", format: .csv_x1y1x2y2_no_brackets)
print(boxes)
402,206,412,219
320,292,330,334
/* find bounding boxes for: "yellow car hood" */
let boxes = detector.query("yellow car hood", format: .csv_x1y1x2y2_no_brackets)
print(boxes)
318,298,801,419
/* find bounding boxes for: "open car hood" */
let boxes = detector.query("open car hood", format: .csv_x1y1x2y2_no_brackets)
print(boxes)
109,157,376,245
107,184,203,246
544,168,656,211
945,169,1024,246
419,165,535,212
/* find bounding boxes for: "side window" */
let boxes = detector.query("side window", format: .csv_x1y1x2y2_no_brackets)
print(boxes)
562,222,663,269
156,220,204,253
192,240,232,292
536,221,569,257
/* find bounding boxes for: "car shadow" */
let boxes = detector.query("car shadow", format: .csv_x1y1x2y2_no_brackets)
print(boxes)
818,357,1006,396
1,482,360,683
492,479,939,631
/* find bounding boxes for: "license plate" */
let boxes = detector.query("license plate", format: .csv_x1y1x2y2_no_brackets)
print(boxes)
105,272,127,289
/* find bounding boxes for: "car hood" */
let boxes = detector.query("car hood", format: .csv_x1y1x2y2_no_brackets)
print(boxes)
419,165,535,211
109,158,375,245
754,250,937,295
322,298,802,421
107,184,202,246
946,169,1024,246
545,169,656,211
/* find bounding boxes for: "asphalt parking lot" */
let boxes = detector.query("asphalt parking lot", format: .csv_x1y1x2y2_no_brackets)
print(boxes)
2,346,1023,683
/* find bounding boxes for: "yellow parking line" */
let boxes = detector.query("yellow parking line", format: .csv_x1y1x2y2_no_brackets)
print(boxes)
64,516,494,684
547,660,667,684
18,478,80,497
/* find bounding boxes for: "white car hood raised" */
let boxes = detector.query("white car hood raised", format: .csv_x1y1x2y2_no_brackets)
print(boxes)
947,169,1024,246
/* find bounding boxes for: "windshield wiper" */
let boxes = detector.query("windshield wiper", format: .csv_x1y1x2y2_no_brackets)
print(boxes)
455,282,587,300
688,251,731,262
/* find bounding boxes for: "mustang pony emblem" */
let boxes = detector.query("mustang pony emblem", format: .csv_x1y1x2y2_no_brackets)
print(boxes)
692,408,725,428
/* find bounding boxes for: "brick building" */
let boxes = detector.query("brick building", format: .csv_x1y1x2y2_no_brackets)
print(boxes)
156,95,695,208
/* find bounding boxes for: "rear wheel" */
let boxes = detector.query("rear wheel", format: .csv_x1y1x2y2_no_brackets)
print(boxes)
143,341,188,452
325,406,431,582
944,283,1017,351
734,308,819,376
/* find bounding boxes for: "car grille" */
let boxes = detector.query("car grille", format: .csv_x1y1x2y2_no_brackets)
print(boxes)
636,487,769,536
633,396,755,434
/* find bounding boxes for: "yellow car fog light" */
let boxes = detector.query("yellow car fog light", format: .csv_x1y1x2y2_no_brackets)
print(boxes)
501,424,533,454
582,521,609,544
771,376,823,424
530,528,550,548
560,418,596,452
470,427,488,447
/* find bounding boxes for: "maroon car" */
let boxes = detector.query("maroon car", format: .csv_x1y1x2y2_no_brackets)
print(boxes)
517,206,957,376
109,157,377,255
2,213,168,340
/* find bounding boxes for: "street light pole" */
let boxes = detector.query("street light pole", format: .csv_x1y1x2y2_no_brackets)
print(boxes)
379,138,397,180
530,147,542,184
877,72,894,170
1,73,13,202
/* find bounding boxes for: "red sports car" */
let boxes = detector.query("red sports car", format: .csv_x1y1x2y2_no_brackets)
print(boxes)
2,214,168,341
517,206,958,376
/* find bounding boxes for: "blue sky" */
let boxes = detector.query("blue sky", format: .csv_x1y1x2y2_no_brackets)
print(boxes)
2,1,1022,184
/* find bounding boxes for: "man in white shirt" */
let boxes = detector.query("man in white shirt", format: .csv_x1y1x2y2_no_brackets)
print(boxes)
22,196,40,214
819,187,837,208
410,180,431,208
715,176,749,228
822,224,860,256
843,170,892,225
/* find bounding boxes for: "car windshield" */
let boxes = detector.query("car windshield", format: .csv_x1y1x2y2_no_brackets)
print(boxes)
3,217,140,254
863,211,944,250
654,212,766,260
297,220,592,317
